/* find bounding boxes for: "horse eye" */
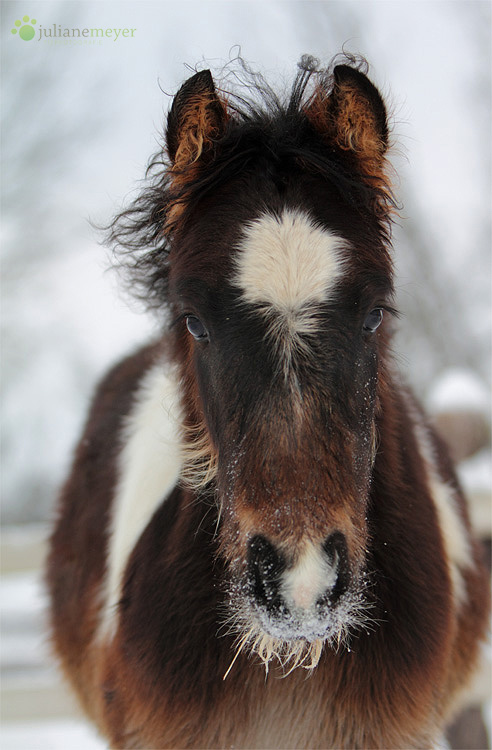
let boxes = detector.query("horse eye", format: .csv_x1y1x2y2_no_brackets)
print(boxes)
363,308,384,333
185,315,209,342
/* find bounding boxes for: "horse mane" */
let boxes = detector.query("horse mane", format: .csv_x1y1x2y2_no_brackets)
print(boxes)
106,54,397,312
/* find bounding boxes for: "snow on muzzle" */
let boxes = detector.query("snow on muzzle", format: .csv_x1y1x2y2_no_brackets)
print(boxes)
224,531,372,676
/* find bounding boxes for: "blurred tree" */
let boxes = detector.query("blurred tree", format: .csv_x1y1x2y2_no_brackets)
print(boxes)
393,1,491,395
1,1,108,522
295,1,491,396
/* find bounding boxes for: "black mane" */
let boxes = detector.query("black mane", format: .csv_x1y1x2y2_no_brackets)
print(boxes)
107,55,396,311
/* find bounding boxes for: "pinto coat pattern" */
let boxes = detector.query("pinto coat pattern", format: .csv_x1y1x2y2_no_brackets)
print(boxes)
46,57,490,749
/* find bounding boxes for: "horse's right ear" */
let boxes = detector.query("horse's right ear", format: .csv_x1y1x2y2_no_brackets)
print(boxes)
166,70,229,174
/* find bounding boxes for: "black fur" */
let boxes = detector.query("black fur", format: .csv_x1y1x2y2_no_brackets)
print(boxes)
106,56,397,312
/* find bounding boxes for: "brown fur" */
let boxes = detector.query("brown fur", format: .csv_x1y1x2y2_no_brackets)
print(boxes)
46,340,490,749
172,92,228,174
46,60,490,749
305,69,393,213
165,73,229,231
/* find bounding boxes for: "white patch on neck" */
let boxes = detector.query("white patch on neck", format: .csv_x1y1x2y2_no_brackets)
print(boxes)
411,404,472,606
233,208,348,322
99,360,183,639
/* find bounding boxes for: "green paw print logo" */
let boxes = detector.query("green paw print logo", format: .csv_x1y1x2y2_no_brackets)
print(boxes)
11,15,37,41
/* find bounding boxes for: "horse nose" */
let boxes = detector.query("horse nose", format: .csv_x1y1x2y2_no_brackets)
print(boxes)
247,532,350,612
247,535,286,613
321,531,350,603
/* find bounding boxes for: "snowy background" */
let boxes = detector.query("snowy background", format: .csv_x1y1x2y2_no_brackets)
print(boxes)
1,0,490,747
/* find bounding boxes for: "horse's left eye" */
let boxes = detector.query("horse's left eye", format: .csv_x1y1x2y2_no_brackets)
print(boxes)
363,308,384,333
186,315,209,342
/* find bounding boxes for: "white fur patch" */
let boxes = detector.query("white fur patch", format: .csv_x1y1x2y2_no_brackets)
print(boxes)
282,543,338,610
233,209,348,342
412,412,472,605
99,361,183,638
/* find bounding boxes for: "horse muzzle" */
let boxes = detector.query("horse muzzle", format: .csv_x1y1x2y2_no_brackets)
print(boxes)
239,532,363,647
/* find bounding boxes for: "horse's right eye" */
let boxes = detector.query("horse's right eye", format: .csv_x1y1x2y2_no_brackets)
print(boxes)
363,308,384,333
185,315,209,342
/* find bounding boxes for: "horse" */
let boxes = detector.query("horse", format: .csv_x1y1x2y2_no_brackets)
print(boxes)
46,56,490,749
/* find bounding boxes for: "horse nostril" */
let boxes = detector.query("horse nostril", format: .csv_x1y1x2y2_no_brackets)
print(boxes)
248,535,286,612
322,532,350,603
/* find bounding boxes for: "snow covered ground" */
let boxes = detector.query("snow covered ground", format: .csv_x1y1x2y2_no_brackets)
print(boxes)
1,720,105,750
0,529,106,749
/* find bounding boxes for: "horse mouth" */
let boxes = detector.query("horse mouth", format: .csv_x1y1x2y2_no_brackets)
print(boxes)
223,578,372,677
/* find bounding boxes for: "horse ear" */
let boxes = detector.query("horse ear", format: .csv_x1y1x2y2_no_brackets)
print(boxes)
166,69,228,172
306,64,388,176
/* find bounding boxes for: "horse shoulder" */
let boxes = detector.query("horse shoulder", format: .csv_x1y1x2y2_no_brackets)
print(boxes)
46,338,181,713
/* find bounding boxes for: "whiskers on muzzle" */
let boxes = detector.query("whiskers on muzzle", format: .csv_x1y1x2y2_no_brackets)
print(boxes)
222,627,326,680
222,549,377,679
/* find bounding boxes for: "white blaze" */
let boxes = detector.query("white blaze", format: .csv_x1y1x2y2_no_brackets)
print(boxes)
233,208,348,343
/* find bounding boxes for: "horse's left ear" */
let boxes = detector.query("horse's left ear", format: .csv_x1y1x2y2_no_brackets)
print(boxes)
306,64,389,177
166,69,228,174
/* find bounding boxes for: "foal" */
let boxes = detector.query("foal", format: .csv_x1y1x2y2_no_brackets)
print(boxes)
47,57,490,749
